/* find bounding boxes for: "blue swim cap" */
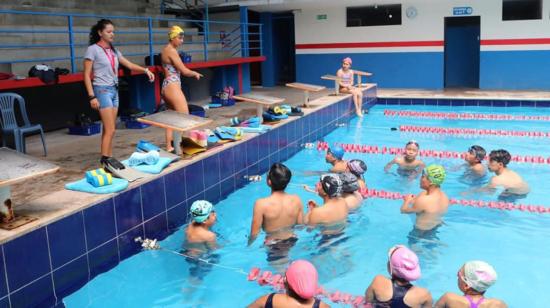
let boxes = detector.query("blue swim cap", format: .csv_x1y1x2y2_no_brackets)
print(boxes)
328,146,345,160
190,200,213,223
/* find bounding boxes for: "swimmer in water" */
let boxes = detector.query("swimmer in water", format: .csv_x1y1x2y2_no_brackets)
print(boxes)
365,245,433,307
339,172,363,210
184,200,217,255
305,174,348,234
326,145,347,173
485,149,530,201
464,145,487,177
247,260,330,308
435,261,507,308
248,163,303,263
183,200,218,282
401,164,449,232
302,145,347,177
385,140,425,178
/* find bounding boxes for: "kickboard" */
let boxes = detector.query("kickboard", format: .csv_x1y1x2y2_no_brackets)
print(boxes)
0,215,38,230
137,110,212,132
158,149,180,162
0,147,59,186
233,93,285,106
104,164,151,182
286,82,326,92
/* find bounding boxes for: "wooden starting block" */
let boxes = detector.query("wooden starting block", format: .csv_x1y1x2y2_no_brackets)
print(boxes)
285,82,326,108
0,147,59,229
233,93,285,123
353,70,373,88
321,75,342,95
137,110,212,155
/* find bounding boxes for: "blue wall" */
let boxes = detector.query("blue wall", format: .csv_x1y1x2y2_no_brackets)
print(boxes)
296,52,444,89
297,50,550,90
480,50,550,90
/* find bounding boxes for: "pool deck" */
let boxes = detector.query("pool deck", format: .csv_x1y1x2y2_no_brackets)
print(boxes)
378,88,550,101
1,84,350,244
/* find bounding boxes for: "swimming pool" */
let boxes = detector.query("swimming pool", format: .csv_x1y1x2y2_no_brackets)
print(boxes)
65,104,550,307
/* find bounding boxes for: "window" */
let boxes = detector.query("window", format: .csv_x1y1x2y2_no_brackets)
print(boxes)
502,0,542,21
347,4,402,27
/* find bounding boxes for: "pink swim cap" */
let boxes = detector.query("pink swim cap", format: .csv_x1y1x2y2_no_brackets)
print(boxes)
389,245,421,281
343,57,352,65
285,260,318,299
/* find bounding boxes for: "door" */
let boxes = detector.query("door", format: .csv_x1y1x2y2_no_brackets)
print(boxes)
444,16,480,88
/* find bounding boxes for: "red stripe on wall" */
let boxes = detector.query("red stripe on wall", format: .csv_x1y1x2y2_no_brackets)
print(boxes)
295,38,550,49
480,38,550,45
295,41,444,49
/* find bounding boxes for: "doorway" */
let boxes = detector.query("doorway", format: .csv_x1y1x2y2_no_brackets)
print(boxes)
444,16,480,88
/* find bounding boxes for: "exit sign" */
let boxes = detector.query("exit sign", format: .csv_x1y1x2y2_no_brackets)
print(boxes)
317,14,327,20
453,7,473,16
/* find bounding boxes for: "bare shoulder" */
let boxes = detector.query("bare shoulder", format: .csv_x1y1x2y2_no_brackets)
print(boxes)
289,194,303,205
485,298,508,308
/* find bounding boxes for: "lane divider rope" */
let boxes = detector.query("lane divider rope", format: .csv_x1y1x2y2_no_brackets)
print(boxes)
315,141,550,165
384,109,550,122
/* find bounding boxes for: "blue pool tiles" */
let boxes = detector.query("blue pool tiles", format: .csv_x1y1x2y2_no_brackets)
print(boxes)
376,97,550,107
0,87,376,307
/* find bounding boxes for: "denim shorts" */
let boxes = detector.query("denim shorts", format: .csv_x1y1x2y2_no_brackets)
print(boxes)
93,85,119,109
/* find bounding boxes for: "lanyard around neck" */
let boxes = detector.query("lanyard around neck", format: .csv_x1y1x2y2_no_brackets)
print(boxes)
97,43,117,75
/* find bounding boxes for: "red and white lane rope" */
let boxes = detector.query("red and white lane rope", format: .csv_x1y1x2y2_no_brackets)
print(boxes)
384,109,550,122
316,141,550,165
361,188,550,215
247,268,369,307
399,125,550,138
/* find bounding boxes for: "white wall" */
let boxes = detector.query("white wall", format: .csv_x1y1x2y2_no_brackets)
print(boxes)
294,0,550,53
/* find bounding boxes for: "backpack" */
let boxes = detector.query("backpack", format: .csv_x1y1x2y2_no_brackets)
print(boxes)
28,64,57,84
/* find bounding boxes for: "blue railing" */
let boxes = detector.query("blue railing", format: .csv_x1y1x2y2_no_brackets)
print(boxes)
0,9,262,73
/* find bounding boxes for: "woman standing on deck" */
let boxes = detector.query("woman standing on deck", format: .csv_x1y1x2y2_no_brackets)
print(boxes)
160,25,203,152
83,19,155,165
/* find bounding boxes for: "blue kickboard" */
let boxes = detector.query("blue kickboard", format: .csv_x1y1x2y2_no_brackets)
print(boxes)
121,157,172,174
65,177,129,194
240,125,271,134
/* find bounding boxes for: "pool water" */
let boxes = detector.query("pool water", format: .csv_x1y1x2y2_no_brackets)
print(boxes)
65,104,550,307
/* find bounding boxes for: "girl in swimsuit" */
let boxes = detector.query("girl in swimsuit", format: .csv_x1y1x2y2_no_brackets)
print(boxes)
435,261,507,308
336,57,364,117
160,25,203,152
247,260,330,308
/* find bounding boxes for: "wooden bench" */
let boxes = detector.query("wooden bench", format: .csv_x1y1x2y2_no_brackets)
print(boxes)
285,82,326,107
137,110,212,155
353,70,373,88
0,147,59,229
233,93,285,122
321,74,343,95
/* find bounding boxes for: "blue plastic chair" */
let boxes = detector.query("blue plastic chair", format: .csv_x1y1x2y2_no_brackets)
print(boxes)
0,93,47,155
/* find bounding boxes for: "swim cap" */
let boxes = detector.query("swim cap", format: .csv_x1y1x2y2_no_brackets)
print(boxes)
320,173,343,197
388,245,421,281
342,57,352,65
462,261,497,293
339,172,359,193
348,159,367,177
168,25,184,40
406,140,419,148
285,260,318,299
423,164,446,186
468,145,486,162
328,145,345,160
190,200,213,223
